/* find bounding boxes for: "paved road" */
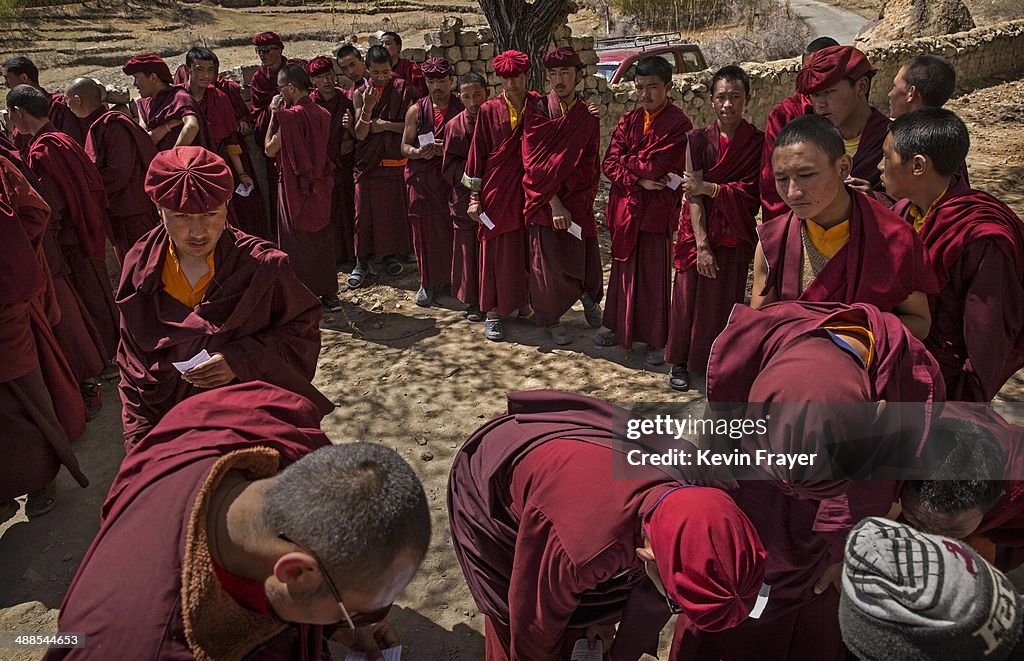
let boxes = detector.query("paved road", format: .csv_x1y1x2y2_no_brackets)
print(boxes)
788,0,871,45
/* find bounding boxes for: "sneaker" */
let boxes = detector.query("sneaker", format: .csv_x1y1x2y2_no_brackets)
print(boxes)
415,286,433,307
321,294,343,312
645,345,665,366
547,323,571,346
593,329,617,347
669,364,690,392
484,318,505,341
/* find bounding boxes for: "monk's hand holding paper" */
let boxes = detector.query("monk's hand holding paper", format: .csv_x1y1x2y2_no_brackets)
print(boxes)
467,200,482,223
183,353,236,388
331,618,400,661
696,244,719,279
551,200,572,230
845,176,872,194
813,561,843,594
680,171,712,197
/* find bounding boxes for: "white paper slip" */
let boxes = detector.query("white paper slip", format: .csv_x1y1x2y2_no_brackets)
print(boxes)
235,182,253,197
570,638,603,661
417,131,436,147
666,172,683,190
568,222,583,241
344,645,401,661
479,211,496,230
748,582,771,619
172,349,212,374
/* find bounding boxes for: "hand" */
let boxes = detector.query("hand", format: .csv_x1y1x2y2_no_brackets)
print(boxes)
330,618,400,661
637,178,666,191
586,102,600,118
467,201,482,223
845,176,872,193
370,118,388,134
183,353,236,389
813,561,843,595
583,622,617,650
680,171,709,196
238,173,254,187
363,84,380,109
342,110,353,130
417,143,438,159
696,246,718,279
238,119,253,136
270,94,283,113
550,202,572,230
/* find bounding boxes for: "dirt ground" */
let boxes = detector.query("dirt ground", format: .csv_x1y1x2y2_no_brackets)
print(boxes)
822,0,1024,24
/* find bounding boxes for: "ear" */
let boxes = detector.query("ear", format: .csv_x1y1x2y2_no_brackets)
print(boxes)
838,154,853,177
911,154,929,176
273,551,318,588
906,85,918,104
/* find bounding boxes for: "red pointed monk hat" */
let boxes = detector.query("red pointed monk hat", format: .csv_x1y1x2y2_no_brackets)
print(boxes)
122,53,173,84
252,32,284,48
541,46,582,69
796,45,876,95
145,146,234,214
306,56,334,77
492,50,529,78
421,57,454,79
645,487,767,632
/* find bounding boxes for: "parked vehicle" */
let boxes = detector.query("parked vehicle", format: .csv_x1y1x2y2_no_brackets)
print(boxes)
595,32,708,84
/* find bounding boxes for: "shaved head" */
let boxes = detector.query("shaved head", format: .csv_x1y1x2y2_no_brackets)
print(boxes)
66,77,105,105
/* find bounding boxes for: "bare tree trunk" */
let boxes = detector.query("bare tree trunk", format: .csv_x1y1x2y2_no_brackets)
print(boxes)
477,0,576,91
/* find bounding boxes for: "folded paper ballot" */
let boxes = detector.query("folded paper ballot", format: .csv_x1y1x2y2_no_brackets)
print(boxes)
570,638,602,661
568,222,583,240
344,645,401,661
666,172,683,190
417,132,436,147
172,349,212,374
235,182,253,197
479,211,496,230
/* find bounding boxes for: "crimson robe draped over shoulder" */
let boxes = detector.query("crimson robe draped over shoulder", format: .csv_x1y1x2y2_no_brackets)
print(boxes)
442,109,479,304
353,75,414,178
895,177,1024,401
312,86,356,262
760,93,812,222
138,85,206,152
249,61,286,144
276,96,334,232
116,226,333,449
49,382,331,661
216,75,252,125
12,91,86,153
393,57,427,98
602,103,690,260
849,107,890,189
757,189,937,310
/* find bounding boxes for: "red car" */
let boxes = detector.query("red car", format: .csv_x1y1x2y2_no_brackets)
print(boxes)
595,33,708,84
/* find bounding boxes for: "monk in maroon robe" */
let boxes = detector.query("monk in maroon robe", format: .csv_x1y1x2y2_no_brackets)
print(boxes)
449,390,767,660
883,108,1024,402
521,47,603,345
123,53,204,152
66,77,158,264
666,66,763,391
0,155,88,519
680,299,945,660
381,31,427,99
117,146,332,449
49,381,431,661
597,56,690,363
249,32,290,195
350,46,416,286
3,55,86,152
308,56,357,266
402,57,464,306
183,48,269,240
265,64,339,307
753,114,935,341
9,84,121,366
442,72,489,321
463,50,546,341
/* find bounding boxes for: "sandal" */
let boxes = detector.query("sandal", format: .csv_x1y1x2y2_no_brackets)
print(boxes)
580,293,603,329
26,483,56,518
385,256,404,276
547,323,571,346
464,306,485,322
593,329,617,347
669,364,690,392
645,345,665,366
347,263,367,289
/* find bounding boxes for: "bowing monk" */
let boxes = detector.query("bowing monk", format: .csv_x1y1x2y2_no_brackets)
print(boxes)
522,46,603,345
759,37,837,221
381,31,427,98
3,55,86,150
48,382,430,661
441,72,489,322
9,85,120,364
335,43,369,91
350,45,415,287
123,53,203,151
66,77,158,264
666,65,763,391
116,146,333,449
752,114,934,339
185,48,267,239
0,155,88,521
463,50,545,341
883,108,1024,401
597,56,691,364
448,390,767,661
679,299,945,660
265,64,340,311
308,55,357,267
402,57,464,306
797,45,889,193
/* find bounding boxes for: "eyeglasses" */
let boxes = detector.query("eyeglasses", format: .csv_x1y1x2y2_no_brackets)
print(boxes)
277,532,393,629
256,46,281,54
277,83,292,91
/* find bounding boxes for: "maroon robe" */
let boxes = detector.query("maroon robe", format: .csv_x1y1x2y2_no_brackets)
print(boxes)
406,93,464,288
84,108,158,263
522,92,603,326
216,75,252,126
116,225,333,449
28,124,120,362
137,85,206,152
757,189,937,311
450,391,712,661
760,93,813,222
393,57,427,99
49,382,331,661
249,59,287,150
666,120,763,371
601,103,691,348
311,86,357,264
441,109,480,307
274,95,336,297
353,75,414,260
848,107,890,190
895,178,1024,401
12,90,86,153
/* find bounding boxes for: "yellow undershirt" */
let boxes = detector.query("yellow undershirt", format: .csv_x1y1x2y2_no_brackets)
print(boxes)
557,96,577,117
844,135,861,158
908,184,950,233
162,242,215,308
822,322,876,368
504,92,524,130
643,104,666,134
804,219,850,259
